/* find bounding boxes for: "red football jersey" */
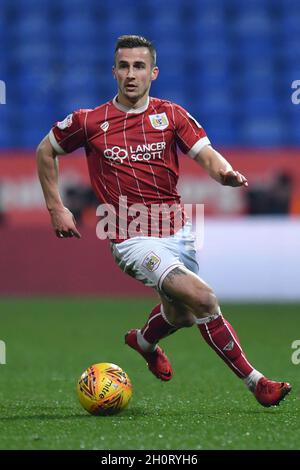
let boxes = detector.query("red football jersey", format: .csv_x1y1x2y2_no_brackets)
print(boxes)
49,96,210,242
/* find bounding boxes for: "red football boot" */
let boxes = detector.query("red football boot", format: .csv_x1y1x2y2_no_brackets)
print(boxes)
125,329,173,381
254,377,292,407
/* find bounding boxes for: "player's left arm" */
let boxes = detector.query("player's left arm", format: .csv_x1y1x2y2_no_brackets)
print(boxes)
194,145,248,187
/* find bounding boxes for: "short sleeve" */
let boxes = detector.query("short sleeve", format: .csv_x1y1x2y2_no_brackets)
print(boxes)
48,109,87,154
173,104,210,158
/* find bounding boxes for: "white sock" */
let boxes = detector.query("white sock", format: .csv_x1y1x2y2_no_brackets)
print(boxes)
136,329,157,352
244,369,264,392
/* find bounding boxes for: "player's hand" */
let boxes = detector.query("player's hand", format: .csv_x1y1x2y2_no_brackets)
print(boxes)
49,206,81,239
219,169,248,187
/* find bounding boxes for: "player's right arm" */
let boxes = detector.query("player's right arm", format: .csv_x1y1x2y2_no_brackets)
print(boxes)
173,103,248,187
37,134,81,238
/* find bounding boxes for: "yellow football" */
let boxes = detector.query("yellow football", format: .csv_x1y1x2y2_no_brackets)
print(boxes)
77,362,132,416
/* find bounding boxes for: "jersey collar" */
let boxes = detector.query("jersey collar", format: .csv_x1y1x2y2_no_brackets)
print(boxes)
112,95,150,114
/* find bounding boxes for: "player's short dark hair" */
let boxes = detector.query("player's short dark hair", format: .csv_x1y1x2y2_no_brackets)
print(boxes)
114,35,156,66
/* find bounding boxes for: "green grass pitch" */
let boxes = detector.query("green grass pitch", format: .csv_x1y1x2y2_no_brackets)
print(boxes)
0,299,299,450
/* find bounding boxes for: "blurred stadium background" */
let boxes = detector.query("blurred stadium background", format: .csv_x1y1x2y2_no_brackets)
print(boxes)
0,0,300,301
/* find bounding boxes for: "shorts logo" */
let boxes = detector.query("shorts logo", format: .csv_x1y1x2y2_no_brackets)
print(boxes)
142,252,161,272
57,114,73,130
149,113,169,130
100,121,109,132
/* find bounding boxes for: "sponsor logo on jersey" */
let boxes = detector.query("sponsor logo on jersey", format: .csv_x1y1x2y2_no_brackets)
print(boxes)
149,113,169,130
103,143,166,164
103,146,128,164
100,121,109,132
142,252,161,272
57,113,73,130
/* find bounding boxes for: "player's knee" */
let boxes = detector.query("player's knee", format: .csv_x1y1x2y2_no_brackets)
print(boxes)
174,312,195,328
191,285,218,315
165,304,196,328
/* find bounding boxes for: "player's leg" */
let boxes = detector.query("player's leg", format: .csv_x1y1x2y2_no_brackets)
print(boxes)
137,296,195,349
161,267,292,406
125,296,195,381
132,224,198,353
112,235,196,380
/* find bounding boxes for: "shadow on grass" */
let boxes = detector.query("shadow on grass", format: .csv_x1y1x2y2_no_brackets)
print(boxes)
0,413,89,421
125,403,297,418
0,399,296,422
0,403,92,422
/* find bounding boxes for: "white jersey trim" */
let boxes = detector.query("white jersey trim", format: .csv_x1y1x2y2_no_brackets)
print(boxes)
48,129,66,155
188,137,211,158
112,95,150,114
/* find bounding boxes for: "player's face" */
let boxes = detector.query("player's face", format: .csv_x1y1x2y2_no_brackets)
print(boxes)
113,47,159,106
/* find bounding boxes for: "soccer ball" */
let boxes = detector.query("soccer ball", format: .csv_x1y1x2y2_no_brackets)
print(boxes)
77,362,132,416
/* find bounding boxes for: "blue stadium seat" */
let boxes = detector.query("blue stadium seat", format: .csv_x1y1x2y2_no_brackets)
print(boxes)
0,11,8,40
13,68,58,105
234,37,275,60
8,0,52,11
59,45,102,67
18,103,56,148
241,117,287,146
242,90,280,117
101,12,140,37
280,37,300,65
0,60,9,79
11,43,56,69
187,4,228,35
59,94,99,115
153,67,185,90
234,13,274,36
281,65,300,94
156,42,186,68
153,88,188,109
237,58,275,81
11,14,51,39
281,13,300,37
202,116,237,146
191,40,232,65
289,117,300,144
277,0,300,10
0,117,12,148
196,92,236,119
52,0,100,16
142,0,183,12
1,0,300,148
281,94,300,122
59,65,98,92
57,17,99,44
228,0,269,14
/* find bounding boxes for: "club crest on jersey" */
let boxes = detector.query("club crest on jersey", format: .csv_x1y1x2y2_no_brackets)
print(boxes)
100,121,109,132
142,252,161,272
149,113,169,130
57,113,73,130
